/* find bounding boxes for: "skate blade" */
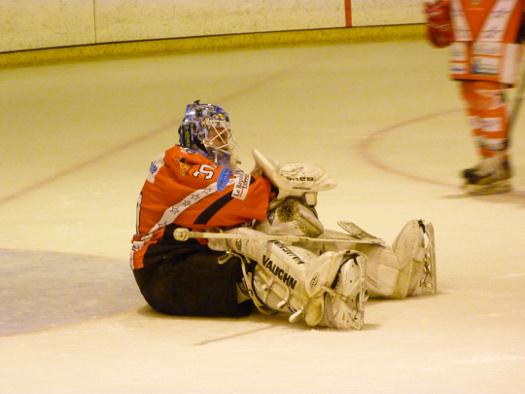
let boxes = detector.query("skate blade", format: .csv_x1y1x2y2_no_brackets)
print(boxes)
464,180,513,196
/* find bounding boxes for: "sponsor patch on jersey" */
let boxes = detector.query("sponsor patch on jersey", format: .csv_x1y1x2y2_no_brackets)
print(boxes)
147,155,164,183
231,170,251,200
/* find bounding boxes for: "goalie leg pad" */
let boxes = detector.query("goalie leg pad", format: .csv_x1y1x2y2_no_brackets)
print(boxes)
213,228,367,329
351,243,402,298
248,246,367,330
352,220,436,298
219,228,322,321
317,220,437,299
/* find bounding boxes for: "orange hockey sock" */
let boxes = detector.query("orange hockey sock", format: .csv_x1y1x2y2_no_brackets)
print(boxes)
460,80,509,158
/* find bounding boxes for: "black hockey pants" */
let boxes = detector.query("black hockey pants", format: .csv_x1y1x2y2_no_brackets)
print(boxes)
133,250,253,317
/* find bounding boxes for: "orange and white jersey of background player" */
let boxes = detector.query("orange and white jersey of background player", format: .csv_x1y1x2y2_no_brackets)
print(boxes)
449,0,524,85
130,145,273,270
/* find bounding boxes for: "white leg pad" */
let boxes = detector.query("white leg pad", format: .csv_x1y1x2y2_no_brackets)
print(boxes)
297,219,436,299
213,228,366,329
353,220,435,298
351,244,401,298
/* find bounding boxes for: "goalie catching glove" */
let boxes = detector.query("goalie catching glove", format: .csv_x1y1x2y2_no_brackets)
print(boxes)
252,149,336,207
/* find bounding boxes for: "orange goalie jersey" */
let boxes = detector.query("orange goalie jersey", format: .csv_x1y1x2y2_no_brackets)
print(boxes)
449,0,524,85
130,145,273,270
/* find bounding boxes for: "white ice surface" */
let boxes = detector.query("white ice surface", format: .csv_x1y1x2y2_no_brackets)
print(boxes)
1,40,524,394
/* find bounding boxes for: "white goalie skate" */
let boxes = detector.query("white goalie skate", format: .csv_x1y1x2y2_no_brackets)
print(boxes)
392,219,437,298
320,251,367,330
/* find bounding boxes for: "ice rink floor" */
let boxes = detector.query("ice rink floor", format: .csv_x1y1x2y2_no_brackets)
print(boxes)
1,38,525,393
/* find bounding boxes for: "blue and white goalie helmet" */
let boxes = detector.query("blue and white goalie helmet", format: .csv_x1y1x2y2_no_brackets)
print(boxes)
178,100,236,166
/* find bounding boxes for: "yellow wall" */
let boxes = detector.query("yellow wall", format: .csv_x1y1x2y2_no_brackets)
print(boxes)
0,0,95,51
351,0,424,26
0,0,424,53
95,0,344,43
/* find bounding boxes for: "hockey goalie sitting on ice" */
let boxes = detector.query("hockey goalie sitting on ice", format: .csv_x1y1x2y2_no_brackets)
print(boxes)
130,101,437,330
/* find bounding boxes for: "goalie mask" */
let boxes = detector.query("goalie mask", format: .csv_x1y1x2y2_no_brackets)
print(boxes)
178,100,236,167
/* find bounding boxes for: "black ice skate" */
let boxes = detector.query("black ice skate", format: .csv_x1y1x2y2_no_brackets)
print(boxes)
463,155,512,195
461,162,480,180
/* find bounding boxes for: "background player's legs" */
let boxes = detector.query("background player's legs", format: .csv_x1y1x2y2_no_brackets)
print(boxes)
462,105,484,175
459,80,512,193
